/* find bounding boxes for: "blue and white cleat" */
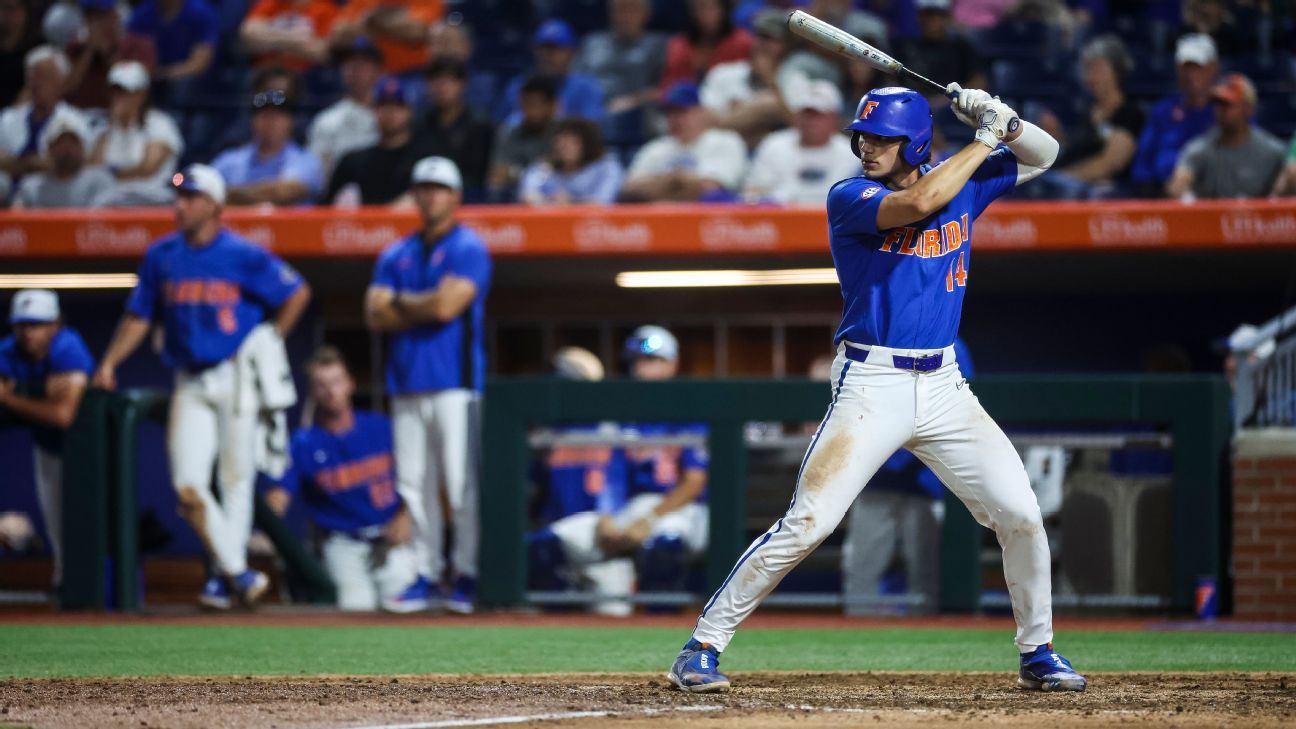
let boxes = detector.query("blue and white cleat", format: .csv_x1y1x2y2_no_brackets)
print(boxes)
382,575,436,613
667,639,731,693
232,569,270,607
197,576,232,611
445,575,477,615
1019,643,1087,692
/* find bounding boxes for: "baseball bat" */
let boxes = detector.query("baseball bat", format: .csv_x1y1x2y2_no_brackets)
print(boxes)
786,10,950,97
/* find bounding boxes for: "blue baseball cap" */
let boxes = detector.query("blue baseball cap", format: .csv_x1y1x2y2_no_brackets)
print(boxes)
372,75,411,106
534,19,576,48
661,81,700,109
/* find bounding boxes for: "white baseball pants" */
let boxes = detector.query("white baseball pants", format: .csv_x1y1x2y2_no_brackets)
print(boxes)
616,494,709,555
320,532,420,611
392,389,480,581
168,360,257,577
32,446,63,587
693,343,1053,653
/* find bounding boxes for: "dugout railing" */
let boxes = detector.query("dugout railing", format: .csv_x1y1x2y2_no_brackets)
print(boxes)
53,375,1229,613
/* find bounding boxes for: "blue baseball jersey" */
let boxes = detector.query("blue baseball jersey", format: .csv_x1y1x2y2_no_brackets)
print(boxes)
371,225,492,394
622,423,709,500
0,328,94,452
535,425,628,523
126,229,303,370
271,411,402,533
827,147,1018,350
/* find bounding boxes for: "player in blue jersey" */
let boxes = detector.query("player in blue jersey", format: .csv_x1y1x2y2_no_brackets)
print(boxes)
94,164,312,610
365,156,492,614
602,327,709,599
527,347,637,616
0,290,94,590
669,87,1087,693
263,347,425,612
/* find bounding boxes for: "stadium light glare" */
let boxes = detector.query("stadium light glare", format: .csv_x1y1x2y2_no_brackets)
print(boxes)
0,273,139,289
616,268,839,288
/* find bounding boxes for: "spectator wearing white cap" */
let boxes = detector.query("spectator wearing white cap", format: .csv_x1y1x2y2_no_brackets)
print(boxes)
87,60,183,207
64,0,157,110
1130,33,1219,194
0,289,96,590
0,45,90,197
364,154,492,614
12,113,114,208
742,80,856,205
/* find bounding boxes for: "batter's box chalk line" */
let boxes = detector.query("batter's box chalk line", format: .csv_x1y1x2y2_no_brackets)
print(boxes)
343,704,725,729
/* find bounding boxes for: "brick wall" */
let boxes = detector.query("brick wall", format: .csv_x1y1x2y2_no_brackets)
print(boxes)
1233,429,1296,620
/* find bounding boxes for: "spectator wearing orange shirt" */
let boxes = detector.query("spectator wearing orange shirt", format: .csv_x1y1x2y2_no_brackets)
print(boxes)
330,0,443,75
661,0,751,89
239,0,339,72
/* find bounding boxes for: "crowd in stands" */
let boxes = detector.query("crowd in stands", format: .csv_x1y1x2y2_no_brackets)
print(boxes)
2,0,1294,209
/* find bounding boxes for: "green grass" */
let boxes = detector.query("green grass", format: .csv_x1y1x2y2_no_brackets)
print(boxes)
1,626,1293,678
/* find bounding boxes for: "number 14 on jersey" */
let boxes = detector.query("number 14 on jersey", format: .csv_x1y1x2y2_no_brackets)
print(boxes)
946,252,968,293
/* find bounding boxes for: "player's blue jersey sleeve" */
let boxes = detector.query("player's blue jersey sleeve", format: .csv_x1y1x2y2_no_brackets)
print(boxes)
970,147,1018,217
48,329,94,375
827,177,892,236
0,339,16,379
447,236,492,291
371,244,402,290
125,246,161,320
239,245,302,308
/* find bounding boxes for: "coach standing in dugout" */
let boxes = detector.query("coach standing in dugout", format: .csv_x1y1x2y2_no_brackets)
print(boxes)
364,156,492,614
93,164,312,610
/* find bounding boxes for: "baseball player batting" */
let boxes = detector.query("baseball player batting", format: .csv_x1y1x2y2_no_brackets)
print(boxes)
668,86,1087,693
94,164,311,609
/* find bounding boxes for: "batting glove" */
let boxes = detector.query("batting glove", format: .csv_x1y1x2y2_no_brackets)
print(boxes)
974,100,1018,149
946,83,996,129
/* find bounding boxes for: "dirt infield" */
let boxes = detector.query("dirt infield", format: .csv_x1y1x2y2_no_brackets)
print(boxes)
2,672,1293,729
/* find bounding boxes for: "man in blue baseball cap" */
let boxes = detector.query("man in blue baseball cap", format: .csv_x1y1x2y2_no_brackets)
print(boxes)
621,80,746,202
326,75,437,205
498,18,604,126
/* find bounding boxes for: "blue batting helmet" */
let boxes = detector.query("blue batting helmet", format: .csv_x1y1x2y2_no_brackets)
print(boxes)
844,87,933,166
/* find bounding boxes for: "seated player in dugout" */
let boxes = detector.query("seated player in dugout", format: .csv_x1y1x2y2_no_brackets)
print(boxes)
526,346,637,616
0,289,94,592
602,326,710,599
262,346,427,613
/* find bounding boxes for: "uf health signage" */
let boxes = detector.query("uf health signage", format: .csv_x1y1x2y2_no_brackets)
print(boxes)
0,201,1293,258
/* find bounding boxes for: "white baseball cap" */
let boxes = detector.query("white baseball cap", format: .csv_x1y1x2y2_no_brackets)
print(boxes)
625,325,679,361
172,163,226,205
108,60,150,92
794,79,843,114
1175,33,1218,65
10,289,60,324
411,156,462,191
39,111,92,152
916,0,952,10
